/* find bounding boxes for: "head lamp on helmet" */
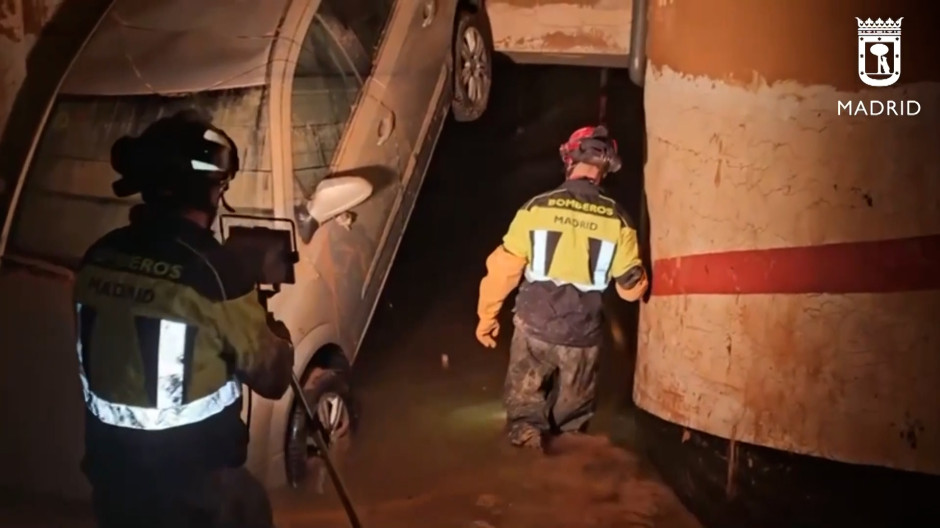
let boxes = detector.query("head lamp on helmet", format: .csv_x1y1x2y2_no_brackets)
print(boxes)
110,109,240,211
559,125,622,175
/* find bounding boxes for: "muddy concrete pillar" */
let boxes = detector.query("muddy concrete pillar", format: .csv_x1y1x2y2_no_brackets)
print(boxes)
635,1,940,526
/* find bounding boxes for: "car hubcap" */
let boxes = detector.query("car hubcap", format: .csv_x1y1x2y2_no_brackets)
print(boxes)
459,26,488,103
307,393,348,452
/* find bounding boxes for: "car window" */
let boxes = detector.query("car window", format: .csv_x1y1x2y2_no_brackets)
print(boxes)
291,12,367,200
323,0,395,60
6,86,274,268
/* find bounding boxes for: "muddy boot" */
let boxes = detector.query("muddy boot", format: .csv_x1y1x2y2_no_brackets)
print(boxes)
563,422,590,436
508,423,543,450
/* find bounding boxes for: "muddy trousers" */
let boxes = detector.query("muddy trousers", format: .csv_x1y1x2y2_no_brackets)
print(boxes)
88,466,275,528
503,326,601,440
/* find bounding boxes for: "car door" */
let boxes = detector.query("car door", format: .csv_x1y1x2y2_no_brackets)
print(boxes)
377,0,456,149
285,0,410,354
353,0,459,340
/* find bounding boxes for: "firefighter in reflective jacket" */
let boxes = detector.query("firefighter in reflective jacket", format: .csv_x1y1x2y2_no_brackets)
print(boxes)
74,110,294,528
476,125,649,449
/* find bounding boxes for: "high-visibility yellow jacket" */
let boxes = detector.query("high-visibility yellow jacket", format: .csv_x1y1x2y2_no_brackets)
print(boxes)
478,178,647,346
74,205,291,474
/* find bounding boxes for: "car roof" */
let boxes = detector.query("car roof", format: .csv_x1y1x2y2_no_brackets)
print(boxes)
61,0,292,96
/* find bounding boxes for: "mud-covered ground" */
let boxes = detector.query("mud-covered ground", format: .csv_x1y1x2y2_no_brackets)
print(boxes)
0,61,700,528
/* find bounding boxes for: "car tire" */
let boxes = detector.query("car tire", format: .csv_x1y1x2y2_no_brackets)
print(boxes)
451,8,493,122
285,367,355,488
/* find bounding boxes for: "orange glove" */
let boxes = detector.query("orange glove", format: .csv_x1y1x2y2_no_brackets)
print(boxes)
475,245,526,349
475,318,500,348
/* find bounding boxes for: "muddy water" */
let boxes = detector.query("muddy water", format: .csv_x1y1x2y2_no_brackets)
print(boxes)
274,345,701,528
276,435,701,528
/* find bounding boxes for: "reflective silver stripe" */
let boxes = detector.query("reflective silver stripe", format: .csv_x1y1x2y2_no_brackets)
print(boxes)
75,302,240,431
191,160,223,171
524,231,616,292
203,128,227,146
82,378,241,431
592,240,616,288
531,229,548,276
76,302,87,386
191,129,228,171
156,320,187,409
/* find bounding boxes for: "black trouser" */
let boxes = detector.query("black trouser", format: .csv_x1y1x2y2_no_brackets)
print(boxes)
503,325,601,437
88,466,274,528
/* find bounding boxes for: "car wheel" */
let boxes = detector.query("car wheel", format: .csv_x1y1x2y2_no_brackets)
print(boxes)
451,9,493,122
285,367,354,488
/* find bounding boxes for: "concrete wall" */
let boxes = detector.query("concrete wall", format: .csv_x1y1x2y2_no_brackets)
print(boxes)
0,0,62,132
636,0,940,475
488,0,632,68
0,0,109,231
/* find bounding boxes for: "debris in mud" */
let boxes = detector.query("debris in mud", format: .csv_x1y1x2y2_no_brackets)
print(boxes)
336,211,355,229
472,521,496,528
475,493,499,509
441,353,450,369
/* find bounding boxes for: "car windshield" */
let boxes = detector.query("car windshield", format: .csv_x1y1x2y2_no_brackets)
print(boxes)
6,86,274,268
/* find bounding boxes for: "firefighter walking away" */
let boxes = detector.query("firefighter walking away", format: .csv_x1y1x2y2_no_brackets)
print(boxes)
475,125,649,449
73,110,294,527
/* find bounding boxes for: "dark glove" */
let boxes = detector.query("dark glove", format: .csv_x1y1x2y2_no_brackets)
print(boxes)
617,266,645,289
267,317,292,342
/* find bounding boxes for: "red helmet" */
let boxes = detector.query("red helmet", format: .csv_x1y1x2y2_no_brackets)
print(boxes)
559,125,622,174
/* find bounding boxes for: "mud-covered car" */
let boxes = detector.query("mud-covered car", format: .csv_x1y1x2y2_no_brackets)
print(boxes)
0,0,493,496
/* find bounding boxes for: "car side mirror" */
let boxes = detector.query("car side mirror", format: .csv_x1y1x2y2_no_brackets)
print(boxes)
296,176,373,243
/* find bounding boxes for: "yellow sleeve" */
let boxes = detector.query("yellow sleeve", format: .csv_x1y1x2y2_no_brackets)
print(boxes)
478,208,531,321
217,291,293,398
478,246,527,321
610,224,642,280
217,291,277,373
610,224,649,301
501,208,531,260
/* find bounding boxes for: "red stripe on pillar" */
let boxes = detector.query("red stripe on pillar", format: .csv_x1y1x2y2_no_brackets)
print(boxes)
651,235,940,295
